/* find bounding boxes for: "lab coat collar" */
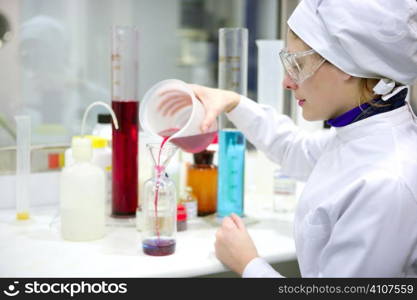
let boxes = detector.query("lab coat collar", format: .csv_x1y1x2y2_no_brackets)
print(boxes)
333,105,414,142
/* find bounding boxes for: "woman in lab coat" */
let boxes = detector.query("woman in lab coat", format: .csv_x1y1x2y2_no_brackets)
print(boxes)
196,0,417,277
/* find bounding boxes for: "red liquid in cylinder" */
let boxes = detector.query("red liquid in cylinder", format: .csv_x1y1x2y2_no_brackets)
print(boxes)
112,100,138,217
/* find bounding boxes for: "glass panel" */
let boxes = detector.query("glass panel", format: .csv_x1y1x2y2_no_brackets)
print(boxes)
0,0,278,148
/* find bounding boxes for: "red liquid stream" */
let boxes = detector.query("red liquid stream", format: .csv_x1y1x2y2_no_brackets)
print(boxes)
111,100,138,217
153,135,170,241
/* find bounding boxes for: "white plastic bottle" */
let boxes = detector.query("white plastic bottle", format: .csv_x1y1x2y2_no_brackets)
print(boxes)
86,135,112,205
92,114,112,144
60,136,106,241
65,135,112,204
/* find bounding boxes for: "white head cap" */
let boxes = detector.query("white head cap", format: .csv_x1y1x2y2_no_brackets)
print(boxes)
288,0,417,85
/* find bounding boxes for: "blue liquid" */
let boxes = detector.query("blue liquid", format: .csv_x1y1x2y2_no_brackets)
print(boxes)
217,129,245,218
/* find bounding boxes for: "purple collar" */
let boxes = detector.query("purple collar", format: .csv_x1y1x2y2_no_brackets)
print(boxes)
325,88,407,128
326,103,370,127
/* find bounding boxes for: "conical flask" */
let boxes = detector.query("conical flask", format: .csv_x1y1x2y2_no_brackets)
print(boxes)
142,142,178,256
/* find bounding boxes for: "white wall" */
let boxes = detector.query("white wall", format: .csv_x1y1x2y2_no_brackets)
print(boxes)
0,0,195,147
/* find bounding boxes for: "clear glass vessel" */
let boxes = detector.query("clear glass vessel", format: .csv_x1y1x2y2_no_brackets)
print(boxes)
142,143,178,256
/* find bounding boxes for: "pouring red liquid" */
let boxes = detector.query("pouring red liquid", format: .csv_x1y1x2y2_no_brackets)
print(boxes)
158,128,217,153
144,133,175,256
145,127,216,256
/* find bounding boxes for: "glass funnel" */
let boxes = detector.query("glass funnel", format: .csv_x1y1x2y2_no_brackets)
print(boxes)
142,142,178,256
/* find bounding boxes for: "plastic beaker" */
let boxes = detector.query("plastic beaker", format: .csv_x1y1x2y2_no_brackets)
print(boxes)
139,79,217,153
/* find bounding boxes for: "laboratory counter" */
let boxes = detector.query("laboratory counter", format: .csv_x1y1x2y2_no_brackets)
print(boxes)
0,199,297,278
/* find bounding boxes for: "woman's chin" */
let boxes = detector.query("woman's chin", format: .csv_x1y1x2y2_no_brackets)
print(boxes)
302,111,315,121
302,111,325,122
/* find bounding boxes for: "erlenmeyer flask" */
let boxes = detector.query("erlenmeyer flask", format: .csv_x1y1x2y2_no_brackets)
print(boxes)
142,143,178,256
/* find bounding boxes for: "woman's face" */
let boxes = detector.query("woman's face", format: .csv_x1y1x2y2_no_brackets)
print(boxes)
283,33,359,121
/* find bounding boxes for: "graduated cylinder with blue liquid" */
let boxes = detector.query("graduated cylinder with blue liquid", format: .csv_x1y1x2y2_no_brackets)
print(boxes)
217,28,248,218
217,129,245,217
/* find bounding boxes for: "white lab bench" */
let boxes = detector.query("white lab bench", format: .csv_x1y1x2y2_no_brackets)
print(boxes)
0,199,296,277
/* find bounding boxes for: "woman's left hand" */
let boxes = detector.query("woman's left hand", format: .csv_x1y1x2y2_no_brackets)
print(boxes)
215,213,259,275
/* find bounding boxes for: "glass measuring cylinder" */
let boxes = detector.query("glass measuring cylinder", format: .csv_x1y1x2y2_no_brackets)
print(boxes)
111,26,139,217
217,28,248,218
218,27,248,129
15,115,31,220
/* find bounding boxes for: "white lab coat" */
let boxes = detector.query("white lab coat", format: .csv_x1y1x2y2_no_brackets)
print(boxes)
226,96,417,277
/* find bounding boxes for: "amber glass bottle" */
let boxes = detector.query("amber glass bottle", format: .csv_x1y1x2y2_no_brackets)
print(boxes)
186,150,217,216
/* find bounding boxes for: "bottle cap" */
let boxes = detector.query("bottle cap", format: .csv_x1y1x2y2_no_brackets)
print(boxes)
193,150,214,165
177,204,187,222
98,114,112,124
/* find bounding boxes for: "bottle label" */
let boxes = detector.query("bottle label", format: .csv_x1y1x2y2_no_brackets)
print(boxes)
184,201,197,219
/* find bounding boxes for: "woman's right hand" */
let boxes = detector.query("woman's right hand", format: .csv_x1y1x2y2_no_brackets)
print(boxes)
189,84,241,133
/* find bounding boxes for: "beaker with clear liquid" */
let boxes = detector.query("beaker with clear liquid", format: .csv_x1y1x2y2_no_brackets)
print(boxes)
142,143,178,256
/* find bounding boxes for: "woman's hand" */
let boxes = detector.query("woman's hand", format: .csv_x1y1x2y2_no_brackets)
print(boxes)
215,213,259,275
189,84,240,133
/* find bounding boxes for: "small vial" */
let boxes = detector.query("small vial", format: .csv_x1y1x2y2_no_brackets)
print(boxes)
180,186,198,219
135,206,143,231
273,169,296,213
177,204,187,232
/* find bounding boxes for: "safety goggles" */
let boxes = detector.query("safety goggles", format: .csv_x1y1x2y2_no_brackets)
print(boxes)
279,48,326,84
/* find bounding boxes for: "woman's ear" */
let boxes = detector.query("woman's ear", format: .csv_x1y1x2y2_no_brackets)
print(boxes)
326,63,352,82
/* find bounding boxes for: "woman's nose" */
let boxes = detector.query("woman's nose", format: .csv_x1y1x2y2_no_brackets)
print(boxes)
282,74,298,90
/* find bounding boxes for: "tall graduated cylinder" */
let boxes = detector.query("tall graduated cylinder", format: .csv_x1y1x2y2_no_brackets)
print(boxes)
217,28,248,218
15,115,31,220
111,26,139,217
